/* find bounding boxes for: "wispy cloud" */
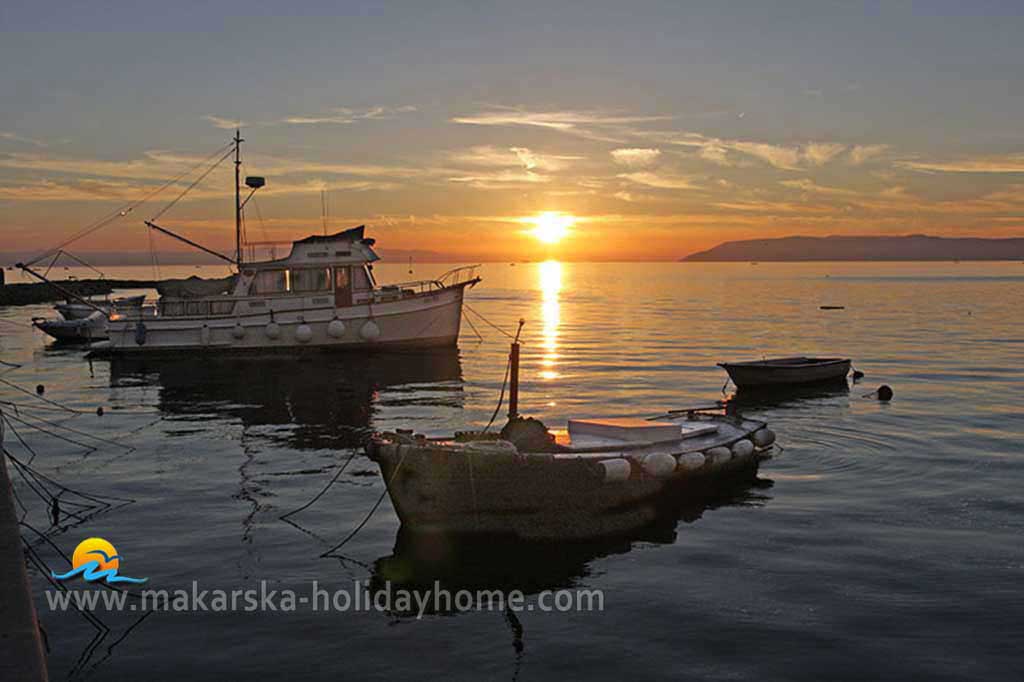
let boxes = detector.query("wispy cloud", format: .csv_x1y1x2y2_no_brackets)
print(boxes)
202,115,246,130
667,132,850,170
897,154,1024,173
447,169,549,189
282,105,416,125
452,108,670,142
610,148,661,168
0,131,47,147
848,144,889,165
447,145,580,171
617,171,698,189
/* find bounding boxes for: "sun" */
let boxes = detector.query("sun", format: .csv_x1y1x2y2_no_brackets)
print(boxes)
529,212,575,244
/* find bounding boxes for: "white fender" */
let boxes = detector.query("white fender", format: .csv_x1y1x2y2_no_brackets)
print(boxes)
231,323,245,340
200,324,211,346
731,439,755,459
598,459,631,483
642,452,677,478
677,452,706,472
360,319,381,341
265,322,281,339
327,318,346,338
295,323,313,343
704,446,732,467
752,428,776,448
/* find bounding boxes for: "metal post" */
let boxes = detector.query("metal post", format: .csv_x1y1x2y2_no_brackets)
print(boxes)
234,129,243,268
507,318,525,419
508,341,520,419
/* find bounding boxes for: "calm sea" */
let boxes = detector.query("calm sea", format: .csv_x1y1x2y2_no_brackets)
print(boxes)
2,262,1023,680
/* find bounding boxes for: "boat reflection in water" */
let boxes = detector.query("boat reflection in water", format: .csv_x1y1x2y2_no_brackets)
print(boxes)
368,475,773,616
727,378,850,410
104,348,464,450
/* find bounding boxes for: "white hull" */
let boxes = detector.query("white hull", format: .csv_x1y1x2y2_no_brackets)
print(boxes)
98,284,470,354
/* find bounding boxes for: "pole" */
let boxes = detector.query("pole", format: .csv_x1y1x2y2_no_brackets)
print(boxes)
234,129,243,268
507,318,525,419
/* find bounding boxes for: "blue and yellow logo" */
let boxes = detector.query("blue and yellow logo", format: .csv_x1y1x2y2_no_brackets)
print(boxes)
51,537,148,585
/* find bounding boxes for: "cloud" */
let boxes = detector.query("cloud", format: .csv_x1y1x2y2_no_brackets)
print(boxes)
617,171,698,189
897,154,1024,173
610,148,661,168
202,115,246,130
0,132,47,147
780,178,860,198
848,144,888,165
282,105,416,125
447,169,549,189
803,143,847,166
452,108,670,142
448,145,579,171
668,132,850,170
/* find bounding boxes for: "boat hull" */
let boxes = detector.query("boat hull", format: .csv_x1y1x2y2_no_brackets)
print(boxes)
32,315,107,342
97,284,471,355
368,417,773,541
719,358,851,388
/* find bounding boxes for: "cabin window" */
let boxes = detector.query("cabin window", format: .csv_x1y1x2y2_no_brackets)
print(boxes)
185,300,210,316
210,300,235,315
290,268,331,293
352,266,372,291
252,269,288,294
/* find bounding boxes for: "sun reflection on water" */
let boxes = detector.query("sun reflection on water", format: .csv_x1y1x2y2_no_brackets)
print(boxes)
538,260,562,381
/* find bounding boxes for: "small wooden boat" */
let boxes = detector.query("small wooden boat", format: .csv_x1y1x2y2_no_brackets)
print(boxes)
719,357,851,388
367,331,777,541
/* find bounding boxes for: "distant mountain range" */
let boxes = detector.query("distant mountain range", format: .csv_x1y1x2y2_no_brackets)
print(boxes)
681,235,1024,262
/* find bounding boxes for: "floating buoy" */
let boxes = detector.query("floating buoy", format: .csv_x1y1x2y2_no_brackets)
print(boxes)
704,446,731,467
598,458,631,483
265,321,281,339
751,428,776,448
231,322,245,340
677,452,705,472
327,318,346,338
731,439,755,459
134,321,147,345
642,452,677,478
852,369,865,380
295,323,313,343
200,324,211,346
877,385,894,401
360,319,381,341
35,384,45,395
96,406,104,417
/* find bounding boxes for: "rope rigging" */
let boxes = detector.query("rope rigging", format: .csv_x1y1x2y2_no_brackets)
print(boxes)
24,141,234,267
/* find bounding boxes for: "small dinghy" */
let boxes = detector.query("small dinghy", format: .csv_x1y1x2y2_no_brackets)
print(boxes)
32,310,108,342
367,331,777,541
719,357,851,388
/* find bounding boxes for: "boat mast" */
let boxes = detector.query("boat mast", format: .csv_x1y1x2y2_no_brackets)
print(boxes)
234,129,243,267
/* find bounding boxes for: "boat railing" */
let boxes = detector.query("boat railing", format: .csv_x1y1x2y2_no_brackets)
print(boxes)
384,265,480,295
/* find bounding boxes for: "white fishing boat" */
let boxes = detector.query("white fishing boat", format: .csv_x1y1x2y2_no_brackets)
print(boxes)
65,132,481,355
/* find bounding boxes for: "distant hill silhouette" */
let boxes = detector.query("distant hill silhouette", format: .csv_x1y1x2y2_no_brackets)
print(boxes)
681,235,1024,262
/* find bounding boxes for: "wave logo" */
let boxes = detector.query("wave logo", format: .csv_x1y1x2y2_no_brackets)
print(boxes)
51,537,148,585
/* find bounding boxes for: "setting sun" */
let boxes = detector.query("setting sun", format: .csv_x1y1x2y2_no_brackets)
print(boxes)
529,212,575,244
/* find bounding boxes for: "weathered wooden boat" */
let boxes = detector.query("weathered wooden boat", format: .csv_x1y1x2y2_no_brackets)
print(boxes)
367,335,777,540
719,357,851,388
